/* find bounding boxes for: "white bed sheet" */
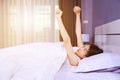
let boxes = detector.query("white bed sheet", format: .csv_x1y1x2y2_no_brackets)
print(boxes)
54,61,120,80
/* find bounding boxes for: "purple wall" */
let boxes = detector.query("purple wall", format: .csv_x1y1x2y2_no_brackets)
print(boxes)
81,0,93,42
81,0,120,43
93,0,120,27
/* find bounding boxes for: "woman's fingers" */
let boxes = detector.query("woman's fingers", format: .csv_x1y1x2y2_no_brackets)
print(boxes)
73,6,81,14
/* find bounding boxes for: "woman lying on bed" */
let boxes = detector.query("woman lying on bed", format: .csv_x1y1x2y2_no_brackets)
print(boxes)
55,6,103,66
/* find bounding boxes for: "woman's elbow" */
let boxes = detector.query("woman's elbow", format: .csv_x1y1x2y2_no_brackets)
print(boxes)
70,62,79,66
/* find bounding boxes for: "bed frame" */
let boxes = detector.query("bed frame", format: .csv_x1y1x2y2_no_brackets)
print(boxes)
94,19,120,53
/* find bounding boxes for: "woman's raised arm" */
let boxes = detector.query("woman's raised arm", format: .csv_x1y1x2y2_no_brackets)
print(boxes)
55,9,79,66
73,6,84,48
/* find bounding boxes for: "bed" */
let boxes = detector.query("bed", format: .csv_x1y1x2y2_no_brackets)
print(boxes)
0,21,120,80
0,43,120,80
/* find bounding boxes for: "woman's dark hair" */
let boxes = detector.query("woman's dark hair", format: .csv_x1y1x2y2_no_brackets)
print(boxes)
86,44,103,57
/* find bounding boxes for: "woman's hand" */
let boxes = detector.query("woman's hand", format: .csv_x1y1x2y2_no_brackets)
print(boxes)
73,6,81,14
55,9,63,18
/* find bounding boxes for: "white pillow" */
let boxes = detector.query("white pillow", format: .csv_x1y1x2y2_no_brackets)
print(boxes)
74,52,120,72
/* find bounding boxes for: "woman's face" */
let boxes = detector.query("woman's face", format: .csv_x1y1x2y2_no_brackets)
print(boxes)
75,45,90,59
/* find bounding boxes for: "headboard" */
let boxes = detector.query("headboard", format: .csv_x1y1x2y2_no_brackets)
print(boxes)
94,19,120,53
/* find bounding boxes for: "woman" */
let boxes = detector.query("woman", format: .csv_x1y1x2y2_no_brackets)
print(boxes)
55,6,103,66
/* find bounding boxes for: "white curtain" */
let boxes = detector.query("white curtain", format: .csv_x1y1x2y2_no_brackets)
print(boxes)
0,0,59,48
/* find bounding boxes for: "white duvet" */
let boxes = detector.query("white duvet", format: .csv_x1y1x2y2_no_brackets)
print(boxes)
0,42,67,80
